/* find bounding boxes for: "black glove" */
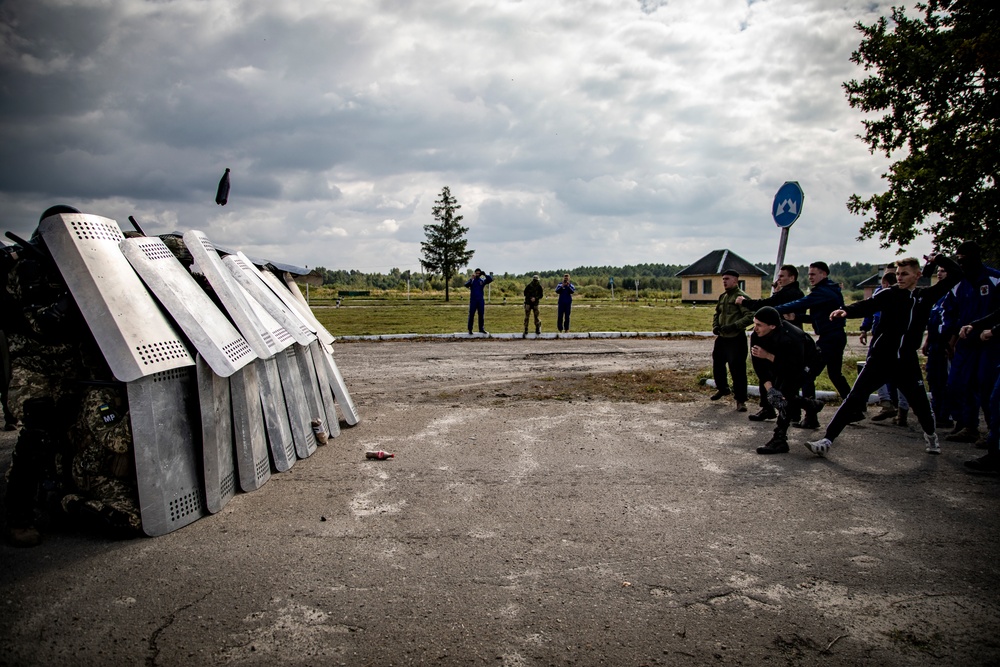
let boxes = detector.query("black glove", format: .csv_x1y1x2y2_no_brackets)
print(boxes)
712,326,721,336
766,387,787,411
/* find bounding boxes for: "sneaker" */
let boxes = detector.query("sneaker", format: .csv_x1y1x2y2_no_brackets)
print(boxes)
805,438,832,457
748,408,777,422
945,426,981,443
710,389,731,401
964,454,1000,475
735,402,747,413
923,432,941,455
479,329,489,335
870,403,897,422
756,438,789,454
792,416,821,429
468,329,473,335
6,526,41,548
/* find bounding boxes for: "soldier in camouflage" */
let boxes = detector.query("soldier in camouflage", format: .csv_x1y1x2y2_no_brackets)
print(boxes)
3,206,142,546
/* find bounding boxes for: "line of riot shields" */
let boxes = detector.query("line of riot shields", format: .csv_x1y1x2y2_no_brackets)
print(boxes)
36,212,359,537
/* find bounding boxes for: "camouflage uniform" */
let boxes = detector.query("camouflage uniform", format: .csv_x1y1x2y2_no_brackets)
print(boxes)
3,236,142,538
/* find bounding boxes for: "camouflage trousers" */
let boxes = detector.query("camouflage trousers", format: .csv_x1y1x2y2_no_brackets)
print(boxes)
5,362,141,536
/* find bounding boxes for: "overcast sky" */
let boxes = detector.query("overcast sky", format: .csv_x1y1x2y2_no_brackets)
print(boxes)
1,0,924,275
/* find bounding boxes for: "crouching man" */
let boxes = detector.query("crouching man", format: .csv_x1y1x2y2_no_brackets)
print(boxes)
749,307,825,454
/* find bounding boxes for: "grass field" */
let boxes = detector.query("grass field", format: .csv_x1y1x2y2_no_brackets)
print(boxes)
310,297,867,395
312,299,715,336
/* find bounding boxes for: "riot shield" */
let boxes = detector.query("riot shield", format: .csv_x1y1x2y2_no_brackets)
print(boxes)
39,213,194,382
255,357,296,472
274,346,317,459
121,236,256,378
229,362,272,492
223,253,315,346
197,355,236,514
127,367,205,536
184,230,284,359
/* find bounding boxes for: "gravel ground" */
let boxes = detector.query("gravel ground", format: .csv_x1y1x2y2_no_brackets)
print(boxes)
1,337,998,666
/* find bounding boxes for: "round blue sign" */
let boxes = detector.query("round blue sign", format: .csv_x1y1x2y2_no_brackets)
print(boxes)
772,181,804,228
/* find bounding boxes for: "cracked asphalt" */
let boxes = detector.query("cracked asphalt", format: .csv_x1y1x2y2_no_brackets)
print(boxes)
2,337,999,666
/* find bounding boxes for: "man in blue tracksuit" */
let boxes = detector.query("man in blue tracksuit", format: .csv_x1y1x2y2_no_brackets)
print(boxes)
944,241,1000,443
805,253,962,457
775,261,853,428
923,264,956,430
464,268,493,334
555,274,576,333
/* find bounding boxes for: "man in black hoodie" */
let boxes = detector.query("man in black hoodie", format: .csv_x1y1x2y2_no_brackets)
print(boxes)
776,261,853,428
737,264,805,421
805,252,962,457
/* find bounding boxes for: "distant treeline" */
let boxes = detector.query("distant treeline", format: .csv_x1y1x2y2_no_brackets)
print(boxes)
313,261,889,299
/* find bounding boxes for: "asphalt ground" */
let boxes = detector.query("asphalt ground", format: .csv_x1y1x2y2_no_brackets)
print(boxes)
2,336,999,666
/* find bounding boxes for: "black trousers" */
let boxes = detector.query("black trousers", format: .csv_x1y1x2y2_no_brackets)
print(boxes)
824,352,935,442
713,334,748,402
803,329,851,399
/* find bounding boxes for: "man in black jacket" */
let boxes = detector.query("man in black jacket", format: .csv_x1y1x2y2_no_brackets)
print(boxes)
805,253,962,457
748,307,825,454
737,264,805,421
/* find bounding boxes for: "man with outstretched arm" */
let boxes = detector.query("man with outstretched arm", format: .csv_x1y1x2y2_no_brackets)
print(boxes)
465,268,494,335
775,263,853,427
804,252,962,457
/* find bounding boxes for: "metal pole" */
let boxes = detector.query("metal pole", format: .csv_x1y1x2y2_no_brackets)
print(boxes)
772,227,790,295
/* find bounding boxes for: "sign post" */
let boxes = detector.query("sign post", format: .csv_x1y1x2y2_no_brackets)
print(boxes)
770,181,804,293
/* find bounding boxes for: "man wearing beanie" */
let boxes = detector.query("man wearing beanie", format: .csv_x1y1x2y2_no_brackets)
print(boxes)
944,241,1000,444
749,307,825,454
805,252,962,457
710,269,755,412
737,264,805,421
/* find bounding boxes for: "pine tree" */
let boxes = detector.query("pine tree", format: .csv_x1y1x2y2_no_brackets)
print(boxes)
420,186,475,302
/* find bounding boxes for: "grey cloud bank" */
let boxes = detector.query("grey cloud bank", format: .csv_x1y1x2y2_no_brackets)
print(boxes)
1,0,917,274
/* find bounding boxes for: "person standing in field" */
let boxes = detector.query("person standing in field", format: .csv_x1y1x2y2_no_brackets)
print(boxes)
465,268,493,335
710,269,755,412
555,274,576,333
523,275,543,336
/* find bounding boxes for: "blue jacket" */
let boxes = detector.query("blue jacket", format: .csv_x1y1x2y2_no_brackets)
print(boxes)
464,274,493,302
950,264,1000,338
775,278,846,338
555,282,576,305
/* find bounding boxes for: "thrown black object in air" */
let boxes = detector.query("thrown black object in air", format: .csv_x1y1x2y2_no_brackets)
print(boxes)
215,168,231,206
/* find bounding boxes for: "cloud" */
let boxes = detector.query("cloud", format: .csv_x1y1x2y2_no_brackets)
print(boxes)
0,0,925,274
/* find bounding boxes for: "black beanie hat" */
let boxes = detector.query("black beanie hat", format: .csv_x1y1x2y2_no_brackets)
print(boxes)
755,306,782,327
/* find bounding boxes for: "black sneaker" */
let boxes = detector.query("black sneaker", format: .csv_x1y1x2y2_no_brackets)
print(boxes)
748,408,777,422
756,438,789,454
710,389,731,401
964,455,1000,475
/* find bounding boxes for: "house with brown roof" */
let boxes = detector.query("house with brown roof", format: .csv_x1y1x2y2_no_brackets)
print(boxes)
675,249,770,303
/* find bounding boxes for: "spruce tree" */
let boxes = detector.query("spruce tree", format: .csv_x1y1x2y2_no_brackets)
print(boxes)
420,186,475,302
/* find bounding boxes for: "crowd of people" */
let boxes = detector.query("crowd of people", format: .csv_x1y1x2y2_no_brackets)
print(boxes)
709,243,1000,474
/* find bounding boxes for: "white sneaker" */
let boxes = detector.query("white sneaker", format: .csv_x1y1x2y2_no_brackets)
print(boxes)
805,438,832,457
924,432,941,455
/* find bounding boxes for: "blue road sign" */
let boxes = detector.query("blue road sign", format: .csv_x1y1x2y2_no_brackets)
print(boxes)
772,181,804,228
